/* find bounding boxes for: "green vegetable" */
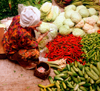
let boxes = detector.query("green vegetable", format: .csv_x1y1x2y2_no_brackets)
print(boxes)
78,8,89,18
59,25,71,35
63,19,74,28
64,4,76,11
70,11,82,23
64,9,75,19
72,28,85,37
54,76,63,81
88,8,97,16
37,22,49,33
53,12,65,28
48,76,54,84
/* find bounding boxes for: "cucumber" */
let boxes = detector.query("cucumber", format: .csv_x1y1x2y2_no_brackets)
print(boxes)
80,86,87,91
74,84,79,91
97,62,100,72
91,65,100,76
62,81,66,89
96,79,100,84
77,68,83,77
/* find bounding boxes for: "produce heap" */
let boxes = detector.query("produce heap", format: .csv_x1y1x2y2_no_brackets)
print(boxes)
1,0,100,91
36,1,100,91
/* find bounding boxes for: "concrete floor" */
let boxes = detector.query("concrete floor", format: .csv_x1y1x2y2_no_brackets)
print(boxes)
0,59,55,91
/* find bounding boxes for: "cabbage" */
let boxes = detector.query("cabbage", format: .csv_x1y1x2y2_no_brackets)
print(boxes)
40,2,52,14
70,12,82,23
78,8,89,18
52,6,60,21
65,9,75,19
59,25,71,35
88,8,97,16
72,28,85,37
37,22,50,33
48,23,58,38
44,6,54,22
76,5,87,12
53,12,65,28
63,19,74,27
64,5,76,11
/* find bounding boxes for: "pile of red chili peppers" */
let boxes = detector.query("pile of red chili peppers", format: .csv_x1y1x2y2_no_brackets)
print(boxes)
45,34,85,64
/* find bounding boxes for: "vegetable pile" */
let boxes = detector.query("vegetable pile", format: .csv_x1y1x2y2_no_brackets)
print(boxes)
81,33,100,62
39,61,100,91
45,34,84,63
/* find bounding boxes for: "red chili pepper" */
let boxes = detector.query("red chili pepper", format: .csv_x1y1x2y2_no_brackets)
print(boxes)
45,34,85,64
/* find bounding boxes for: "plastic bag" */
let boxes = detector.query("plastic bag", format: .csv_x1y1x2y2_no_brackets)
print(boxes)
39,47,48,62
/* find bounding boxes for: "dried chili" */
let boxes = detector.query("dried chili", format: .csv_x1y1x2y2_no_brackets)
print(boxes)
45,34,85,64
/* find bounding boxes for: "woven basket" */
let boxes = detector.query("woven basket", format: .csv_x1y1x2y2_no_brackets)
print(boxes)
34,61,50,80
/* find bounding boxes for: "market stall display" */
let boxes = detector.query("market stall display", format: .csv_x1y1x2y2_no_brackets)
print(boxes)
0,0,100,91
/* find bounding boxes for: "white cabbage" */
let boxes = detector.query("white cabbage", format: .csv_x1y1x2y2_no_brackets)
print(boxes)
65,9,75,19
64,5,76,11
37,22,50,33
59,25,71,35
88,8,97,16
78,8,89,18
72,28,85,37
76,5,87,12
70,11,82,23
63,19,74,27
53,12,65,28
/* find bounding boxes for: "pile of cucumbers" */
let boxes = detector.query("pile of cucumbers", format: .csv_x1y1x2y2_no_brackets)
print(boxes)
39,61,100,91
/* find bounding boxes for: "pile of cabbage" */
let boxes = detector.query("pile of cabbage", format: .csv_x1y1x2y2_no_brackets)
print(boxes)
40,2,60,22
36,4,100,49
53,4,100,36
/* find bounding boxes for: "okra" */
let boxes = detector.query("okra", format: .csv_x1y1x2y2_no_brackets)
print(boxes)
71,67,77,74
67,81,74,89
72,76,78,83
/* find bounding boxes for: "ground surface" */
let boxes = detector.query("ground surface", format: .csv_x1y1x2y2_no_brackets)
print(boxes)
0,59,55,91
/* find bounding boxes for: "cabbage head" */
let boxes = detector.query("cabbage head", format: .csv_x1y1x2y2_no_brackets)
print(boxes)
65,9,75,19
49,23,58,38
63,19,74,27
59,25,71,35
53,12,65,28
76,5,87,12
88,8,97,16
64,5,76,11
70,12,82,23
72,28,85,37
37,22,50,33
78,8,89,18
